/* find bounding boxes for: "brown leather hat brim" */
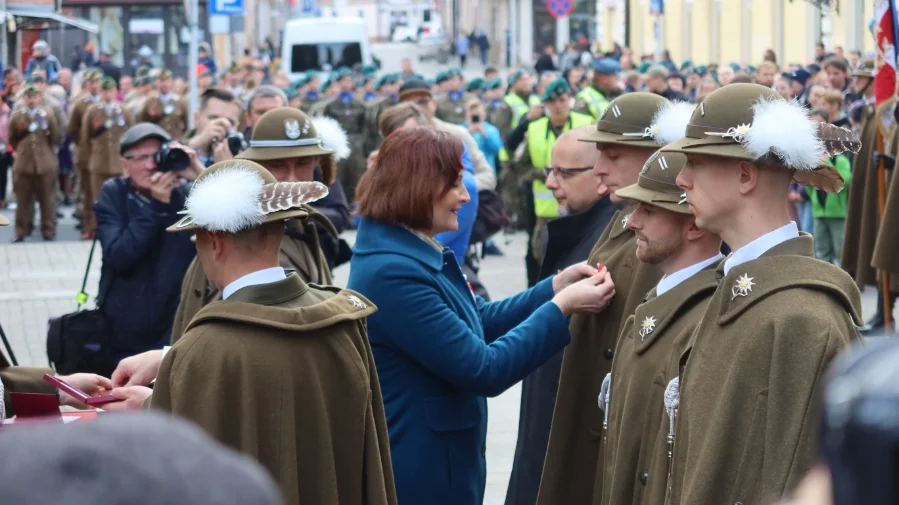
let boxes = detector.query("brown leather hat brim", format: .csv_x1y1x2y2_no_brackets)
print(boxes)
615,183,692,214
578,128,661,148
166,208,310,233
237,144,333,162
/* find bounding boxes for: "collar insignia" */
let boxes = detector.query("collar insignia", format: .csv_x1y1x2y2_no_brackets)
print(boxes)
621,213,631,228
639,316,657,340
285,120,301,139
732,273,755,300
678,192,687,205
347,294,367,309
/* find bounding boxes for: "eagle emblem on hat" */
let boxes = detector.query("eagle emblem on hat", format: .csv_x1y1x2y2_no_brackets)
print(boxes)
285,119,301,139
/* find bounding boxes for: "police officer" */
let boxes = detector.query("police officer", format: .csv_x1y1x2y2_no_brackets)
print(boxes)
8,84,61,241
79,78,133,238
436,68,477,124
574,58,621,121
318,69,366,203
514,79,593,283
138,69,188,140
363,73,400,154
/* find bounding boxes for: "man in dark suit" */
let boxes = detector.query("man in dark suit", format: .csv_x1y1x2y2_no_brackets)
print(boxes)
505,126,618,505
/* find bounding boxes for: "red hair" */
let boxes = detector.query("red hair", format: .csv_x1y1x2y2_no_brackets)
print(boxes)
356,127,464,230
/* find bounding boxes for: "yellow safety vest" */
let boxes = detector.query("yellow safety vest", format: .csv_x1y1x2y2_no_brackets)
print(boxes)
500,93,541,162
527,112,594,218
575,86,611,121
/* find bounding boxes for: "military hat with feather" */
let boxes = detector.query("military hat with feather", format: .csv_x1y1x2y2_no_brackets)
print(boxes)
236,107,350,186
579,92,688,148
660,83,861,192
168,160,329,233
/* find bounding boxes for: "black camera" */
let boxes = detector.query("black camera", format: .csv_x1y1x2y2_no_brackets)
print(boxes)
217,130,247,156
471,114,481,123
154,143,190,173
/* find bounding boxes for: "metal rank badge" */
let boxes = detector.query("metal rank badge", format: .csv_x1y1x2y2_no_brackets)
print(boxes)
347,294,367,310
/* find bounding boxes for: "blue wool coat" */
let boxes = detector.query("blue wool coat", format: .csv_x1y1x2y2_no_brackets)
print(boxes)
348,219,571,505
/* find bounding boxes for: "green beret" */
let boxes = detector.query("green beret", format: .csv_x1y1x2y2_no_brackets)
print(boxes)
136,66,151,78
694,65,709,75
23,84,39,96
483,78,503,91
101,77,117,90
158,68,173,80
360,64,379,76
466,78,484,92
637,62,652,73
679,60,694,71
284,88,298,100
541,78,571,102
84,70,103,82
320,77,332,93
375,74,398,89
745,65,757,73
507,70,526,87
448,68,463,78
435,71,450,84
291,75,309,89
335,68,354,81
729,62,741,71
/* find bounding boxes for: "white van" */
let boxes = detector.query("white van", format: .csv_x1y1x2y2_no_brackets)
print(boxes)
281,17,375,82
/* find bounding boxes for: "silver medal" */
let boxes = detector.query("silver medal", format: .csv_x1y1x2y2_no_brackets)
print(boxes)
104,119,113,129
28,122,37,133
455,106,463,114
163,104,175,115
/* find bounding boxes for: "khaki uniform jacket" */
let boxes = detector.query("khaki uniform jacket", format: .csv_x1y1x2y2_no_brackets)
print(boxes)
670,235,862,505
125,92,147,120
16,94,66,131
537,208,663,505
68,94,100,170
170,213,335,344
1,353,55,416
139,93,188,140
601,264,719,505
841,99,879,285
436,92,478,125
151,273,398,505
363,95,397,154
80,102,134,175
871,99,899,281
8,107,61,175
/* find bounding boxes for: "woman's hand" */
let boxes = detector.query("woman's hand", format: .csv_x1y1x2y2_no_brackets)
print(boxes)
101,386,154,411
56,373,113,408
552,267,615,316
553,261,600,294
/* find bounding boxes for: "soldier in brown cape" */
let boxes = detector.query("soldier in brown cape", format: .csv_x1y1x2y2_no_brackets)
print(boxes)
79,77,134,238
871,98,899,297
660,83,863,505
537,93,695,505
599,150,723,505
9,84,61,241
106,160,398,505
841,60,884,315
138,69,189,140
169,107,345,343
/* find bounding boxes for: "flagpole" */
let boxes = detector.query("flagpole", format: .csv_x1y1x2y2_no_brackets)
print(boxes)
877,131,892,334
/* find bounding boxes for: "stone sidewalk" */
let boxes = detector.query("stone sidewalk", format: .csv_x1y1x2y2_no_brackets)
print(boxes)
0,232,882,505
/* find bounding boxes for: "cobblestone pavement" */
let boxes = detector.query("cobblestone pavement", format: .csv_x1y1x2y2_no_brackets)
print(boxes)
0,231,882,505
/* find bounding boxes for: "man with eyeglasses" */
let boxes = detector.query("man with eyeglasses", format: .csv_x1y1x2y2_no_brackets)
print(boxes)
92,123,203,369
505,125,618,505
505,78,593,286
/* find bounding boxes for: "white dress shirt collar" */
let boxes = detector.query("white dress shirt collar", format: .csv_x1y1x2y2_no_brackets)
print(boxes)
723,222,799,276
656,253,724,297
160,93,172,102
222,267,287,300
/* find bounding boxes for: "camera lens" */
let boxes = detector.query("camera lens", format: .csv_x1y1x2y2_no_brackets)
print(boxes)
154,143,190,173
226,131,247,156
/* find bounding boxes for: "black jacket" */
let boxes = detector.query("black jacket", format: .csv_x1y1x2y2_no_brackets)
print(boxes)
93,178,196,358
505,197,619,505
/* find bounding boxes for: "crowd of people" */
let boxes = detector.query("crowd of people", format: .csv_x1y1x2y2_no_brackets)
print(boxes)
0,35,897,505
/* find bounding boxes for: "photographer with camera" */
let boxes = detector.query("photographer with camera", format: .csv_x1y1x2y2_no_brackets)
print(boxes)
186,88,244,167
93,123,203,369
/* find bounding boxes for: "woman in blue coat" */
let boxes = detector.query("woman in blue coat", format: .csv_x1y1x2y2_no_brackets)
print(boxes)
348,127,615,505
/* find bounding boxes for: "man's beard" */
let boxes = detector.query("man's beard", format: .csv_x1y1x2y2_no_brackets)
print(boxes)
636,234,682,265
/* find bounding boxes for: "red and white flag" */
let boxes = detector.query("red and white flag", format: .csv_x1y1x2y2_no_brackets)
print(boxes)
874,0,899,106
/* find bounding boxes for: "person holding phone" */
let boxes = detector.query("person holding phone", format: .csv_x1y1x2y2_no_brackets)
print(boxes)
463,99,502,173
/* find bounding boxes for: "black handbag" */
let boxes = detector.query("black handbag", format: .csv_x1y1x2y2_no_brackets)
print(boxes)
46,236,115,377
470,190,511,245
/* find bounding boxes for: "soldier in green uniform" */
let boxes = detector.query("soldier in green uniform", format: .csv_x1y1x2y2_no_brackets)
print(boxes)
318,69,366,204
363,73,400,154
510,79,593,282
662,83,862,505
600,151,723,505
436,68,477,125
466,77,485,100
537,93,691,505
574,57,621,121
482,78,505,127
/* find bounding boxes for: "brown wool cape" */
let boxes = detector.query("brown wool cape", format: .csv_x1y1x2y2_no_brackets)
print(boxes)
669,236,862,505
871,97,899,283
151,273,398,505
841,100,879,285
601,264,719,505
170,211,334,343
537,207,663,505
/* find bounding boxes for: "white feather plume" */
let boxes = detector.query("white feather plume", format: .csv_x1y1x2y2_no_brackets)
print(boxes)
652,101,695,145
312,116,351,161
185,168,265,233
744,97,825,171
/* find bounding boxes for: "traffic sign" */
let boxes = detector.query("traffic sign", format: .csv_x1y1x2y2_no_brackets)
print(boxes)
546,0,573,19
210,0,244,16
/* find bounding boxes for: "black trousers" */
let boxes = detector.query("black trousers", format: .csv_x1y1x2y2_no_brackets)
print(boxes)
0,152,11,202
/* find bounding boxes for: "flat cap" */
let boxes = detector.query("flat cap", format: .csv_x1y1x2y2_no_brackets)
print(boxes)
120,122,171,155
399,79,432,101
